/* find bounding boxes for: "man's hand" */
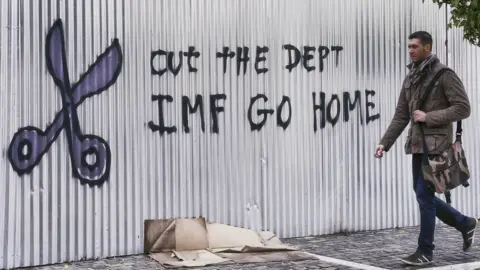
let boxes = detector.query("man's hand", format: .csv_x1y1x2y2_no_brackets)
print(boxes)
375,145,385,159
413,110,426,122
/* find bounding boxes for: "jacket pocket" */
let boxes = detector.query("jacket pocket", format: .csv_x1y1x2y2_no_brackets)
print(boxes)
422,126,449,153
423,133,449,153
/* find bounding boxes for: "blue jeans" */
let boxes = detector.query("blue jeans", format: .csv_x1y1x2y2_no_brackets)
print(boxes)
412,154,469,256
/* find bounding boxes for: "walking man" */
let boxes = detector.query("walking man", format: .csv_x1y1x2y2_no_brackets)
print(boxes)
375,31,478,266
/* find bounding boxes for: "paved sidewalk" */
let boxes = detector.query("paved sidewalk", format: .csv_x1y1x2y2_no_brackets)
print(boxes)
19,223,480,270
285,223,480,269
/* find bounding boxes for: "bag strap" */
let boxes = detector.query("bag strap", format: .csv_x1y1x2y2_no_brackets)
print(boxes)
417,67,454,204
417,67,450,114
456,118,463,141
418,67,451,156
418,68,463,139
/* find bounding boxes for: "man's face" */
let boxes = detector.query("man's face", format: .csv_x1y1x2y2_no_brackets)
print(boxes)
408,38,430,62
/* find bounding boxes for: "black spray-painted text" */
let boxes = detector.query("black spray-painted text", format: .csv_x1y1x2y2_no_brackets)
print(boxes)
150,44,344,76
149,44,381,135
148,90,379,134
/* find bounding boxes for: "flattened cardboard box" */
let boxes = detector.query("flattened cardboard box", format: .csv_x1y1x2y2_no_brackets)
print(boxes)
144,217,316,268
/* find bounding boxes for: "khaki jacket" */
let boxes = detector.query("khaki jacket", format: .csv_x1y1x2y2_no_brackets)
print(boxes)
379,56,470,155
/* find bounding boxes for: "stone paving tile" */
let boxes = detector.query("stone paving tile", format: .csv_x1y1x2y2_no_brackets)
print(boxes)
16,223,480,270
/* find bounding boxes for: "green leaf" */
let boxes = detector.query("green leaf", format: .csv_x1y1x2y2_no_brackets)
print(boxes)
423,0,480,47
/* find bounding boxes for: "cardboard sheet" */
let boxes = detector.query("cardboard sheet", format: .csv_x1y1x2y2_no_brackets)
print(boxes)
144,217,208,253
154,250,231,267
145,218,313,268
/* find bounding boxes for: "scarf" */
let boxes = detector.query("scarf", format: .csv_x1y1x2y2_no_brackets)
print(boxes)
407,53,438,87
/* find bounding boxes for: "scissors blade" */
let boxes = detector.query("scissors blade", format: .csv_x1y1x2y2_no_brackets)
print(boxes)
71,39,123,105
45,19,70,90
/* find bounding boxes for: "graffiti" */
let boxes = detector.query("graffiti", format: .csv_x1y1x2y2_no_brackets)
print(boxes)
247,95,292,131
148,90,377,134
283,44,344,72
149,43,380,134
148,94,227,134
151,46,201,77
7,19,123,186
312,90,380,131
4,19,380,184
150,44,343,77
216,46,252,75
182,95,206,133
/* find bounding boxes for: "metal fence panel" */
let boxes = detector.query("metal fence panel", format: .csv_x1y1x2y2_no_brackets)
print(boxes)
1,0,479,268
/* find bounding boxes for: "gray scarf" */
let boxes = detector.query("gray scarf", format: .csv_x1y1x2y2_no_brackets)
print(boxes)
407,53,438,86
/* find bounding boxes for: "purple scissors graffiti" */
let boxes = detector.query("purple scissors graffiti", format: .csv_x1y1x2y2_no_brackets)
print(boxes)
7,19,123,186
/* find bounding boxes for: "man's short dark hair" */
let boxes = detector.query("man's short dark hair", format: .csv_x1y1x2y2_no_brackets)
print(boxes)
408,31,433,46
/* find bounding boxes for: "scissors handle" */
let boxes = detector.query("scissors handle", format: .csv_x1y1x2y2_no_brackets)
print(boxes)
7,110,66,175
8,127,50,174
69,134,111,185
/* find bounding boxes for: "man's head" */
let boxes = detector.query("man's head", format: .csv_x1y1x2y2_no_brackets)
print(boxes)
408,31,433,63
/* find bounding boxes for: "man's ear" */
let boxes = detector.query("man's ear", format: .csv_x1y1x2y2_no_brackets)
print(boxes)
425,44,432,52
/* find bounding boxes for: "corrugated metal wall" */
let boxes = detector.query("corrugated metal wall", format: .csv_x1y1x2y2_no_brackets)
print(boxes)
446,9,480,223
1,0,480,268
